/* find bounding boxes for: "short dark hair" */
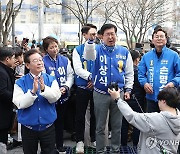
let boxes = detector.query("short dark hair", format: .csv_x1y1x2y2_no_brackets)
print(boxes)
157,87,180,108
42,36,59,52
97,30,102,35
81,23,97,34
152,28,168,39
24,49,40,63
100,24,117,35
154,25,162,31
0,47,15,61
14,46,23,58
130,50,140,62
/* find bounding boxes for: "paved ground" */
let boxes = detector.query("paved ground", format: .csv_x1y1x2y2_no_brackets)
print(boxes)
7,132,76,154
7,140,76,154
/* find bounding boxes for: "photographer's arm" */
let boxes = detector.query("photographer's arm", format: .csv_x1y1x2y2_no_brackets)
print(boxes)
108,89,152,133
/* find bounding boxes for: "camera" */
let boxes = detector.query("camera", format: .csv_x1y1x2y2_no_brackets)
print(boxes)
108,82,118,91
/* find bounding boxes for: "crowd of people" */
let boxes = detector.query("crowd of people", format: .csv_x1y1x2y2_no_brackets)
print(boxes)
0,23,180,154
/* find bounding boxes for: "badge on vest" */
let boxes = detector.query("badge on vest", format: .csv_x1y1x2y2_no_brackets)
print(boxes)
118,60,123,72
150,60,153,66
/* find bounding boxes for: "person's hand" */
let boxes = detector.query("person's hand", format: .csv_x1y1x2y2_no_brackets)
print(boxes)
39,76,45,91
108,88,121,100
14,59,20,67
11,59,19,69
86,81,94,89
60,87,66,95
144,83,153,94
23,42,29,51
164,82,174,88
124,92,130,100
31,76,39,94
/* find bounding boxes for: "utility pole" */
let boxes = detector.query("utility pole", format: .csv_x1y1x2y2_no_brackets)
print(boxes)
78,13,81,45
12,1,15,48
78,0,82,45
12,13,15,47
86,0,88,23
38,0,44,43
0,1,2,44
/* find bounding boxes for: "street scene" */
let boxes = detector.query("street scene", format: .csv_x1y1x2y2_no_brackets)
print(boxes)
0,0,180,154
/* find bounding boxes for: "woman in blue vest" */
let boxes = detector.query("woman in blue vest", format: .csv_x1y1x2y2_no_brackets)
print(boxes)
42,36,74,153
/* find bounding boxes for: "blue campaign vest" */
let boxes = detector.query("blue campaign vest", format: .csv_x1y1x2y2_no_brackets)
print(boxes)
43,54,68,103
138,46,180,102
16,73,57,126
74,44,94,88
93,44,129,94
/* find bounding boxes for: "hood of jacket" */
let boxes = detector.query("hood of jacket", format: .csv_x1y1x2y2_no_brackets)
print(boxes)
161,109,180,135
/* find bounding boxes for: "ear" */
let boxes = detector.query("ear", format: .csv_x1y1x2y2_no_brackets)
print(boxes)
151,38,155,44
25,63,30,69
162,100,166,104
82,33,86,38
134,59,138,66
5,57,9,62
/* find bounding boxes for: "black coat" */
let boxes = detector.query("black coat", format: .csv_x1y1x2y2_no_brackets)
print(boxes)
0,62,15,130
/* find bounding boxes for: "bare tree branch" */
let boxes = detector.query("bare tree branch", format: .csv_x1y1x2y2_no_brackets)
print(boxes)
0,0,23,45
103,0,171,49
49,0,105,26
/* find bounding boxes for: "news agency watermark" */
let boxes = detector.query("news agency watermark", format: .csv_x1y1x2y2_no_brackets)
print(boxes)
146,137,180,149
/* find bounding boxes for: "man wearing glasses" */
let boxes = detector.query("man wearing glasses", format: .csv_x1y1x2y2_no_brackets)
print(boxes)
138,28,180,113
13,49,61,154
83,23,134,154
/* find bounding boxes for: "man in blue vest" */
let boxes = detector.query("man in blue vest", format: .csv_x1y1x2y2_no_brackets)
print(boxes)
83,23,134,154
13,49,61,154
138,28,180,113
72,24,97,153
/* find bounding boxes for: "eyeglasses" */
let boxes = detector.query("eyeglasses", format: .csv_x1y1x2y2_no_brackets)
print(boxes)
154,35,166,39
31,58,43,64
103,33,116,37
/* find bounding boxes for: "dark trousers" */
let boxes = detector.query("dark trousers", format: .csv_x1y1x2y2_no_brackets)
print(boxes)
21,124,55,154
121,98,144,146
0,129,8,145
146,99,160,113
75,87,96,142
54,102,67,148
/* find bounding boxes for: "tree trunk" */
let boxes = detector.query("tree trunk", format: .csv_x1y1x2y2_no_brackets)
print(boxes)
3,31,8,46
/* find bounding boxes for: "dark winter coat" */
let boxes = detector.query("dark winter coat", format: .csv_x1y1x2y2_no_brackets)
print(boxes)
0,62,15,130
